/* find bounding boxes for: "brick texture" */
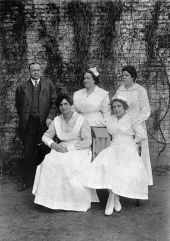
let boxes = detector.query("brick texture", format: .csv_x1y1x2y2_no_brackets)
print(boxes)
0,0,170,167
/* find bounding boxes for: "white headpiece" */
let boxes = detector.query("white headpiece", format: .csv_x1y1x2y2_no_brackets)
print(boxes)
89,67,100,77
112,95,128,103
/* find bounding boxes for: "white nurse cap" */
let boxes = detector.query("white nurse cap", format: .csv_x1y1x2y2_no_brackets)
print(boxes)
113,95,128,103
89,67,100,77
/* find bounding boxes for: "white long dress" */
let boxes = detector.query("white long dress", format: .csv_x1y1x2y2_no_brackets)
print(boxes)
33,112,98,211
114,83,153,185
73,86,111,127
86,114,148,200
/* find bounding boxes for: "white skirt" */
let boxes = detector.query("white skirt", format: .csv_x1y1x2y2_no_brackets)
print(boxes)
33,148,98,211
86,139,148,200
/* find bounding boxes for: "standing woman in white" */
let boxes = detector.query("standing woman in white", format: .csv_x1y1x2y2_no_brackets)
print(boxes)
33,94,98,212
113,65,153,186
73,67,111,127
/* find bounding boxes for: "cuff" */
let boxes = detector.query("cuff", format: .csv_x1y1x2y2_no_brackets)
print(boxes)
48,140,55,148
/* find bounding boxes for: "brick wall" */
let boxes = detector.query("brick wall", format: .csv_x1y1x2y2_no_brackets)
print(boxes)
0,0,169,167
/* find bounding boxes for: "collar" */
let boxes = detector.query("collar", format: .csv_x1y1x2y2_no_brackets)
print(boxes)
115,112,141,126
31,78,40,86
82,85,98,94
114,113,132,130
60,111,77,119
119,83,139,91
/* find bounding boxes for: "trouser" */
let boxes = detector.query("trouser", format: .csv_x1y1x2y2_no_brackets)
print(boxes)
23,116,43,185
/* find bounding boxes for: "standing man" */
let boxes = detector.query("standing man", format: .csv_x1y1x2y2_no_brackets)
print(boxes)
15,62,57,191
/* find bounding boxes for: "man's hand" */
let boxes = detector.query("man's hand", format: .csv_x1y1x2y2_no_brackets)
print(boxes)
50,142,68,153
46,119,52,127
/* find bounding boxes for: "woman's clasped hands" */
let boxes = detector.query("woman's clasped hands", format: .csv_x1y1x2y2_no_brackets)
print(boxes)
51,142,68,153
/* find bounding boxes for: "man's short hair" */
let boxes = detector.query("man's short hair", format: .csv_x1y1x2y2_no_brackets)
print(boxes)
29,62,41,70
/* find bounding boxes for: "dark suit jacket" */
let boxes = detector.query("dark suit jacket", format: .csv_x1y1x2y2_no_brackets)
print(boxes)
15,77,57,141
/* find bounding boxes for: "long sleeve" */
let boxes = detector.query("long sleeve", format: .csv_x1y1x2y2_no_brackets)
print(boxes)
133,121,147,143
138,86,151,122
73,92,79,113
100,94,111,120
47,81,57,120
67,119,92,151
42,121,56,147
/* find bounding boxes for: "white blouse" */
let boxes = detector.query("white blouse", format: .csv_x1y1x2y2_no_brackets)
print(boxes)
73,86,111,127
106,114,147,144
114,83,151,122
42,112,92,151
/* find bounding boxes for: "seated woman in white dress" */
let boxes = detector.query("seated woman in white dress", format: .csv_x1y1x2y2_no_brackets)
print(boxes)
86,97,148,216
33,94,98,212
73,67,111,127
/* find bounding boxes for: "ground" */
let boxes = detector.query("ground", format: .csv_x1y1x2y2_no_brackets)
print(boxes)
0,166,170,241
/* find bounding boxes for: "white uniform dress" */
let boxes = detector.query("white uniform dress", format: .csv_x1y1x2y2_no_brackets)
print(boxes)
73,86,111,127
114,83,153,185
86,114,148,200
33,112,98,211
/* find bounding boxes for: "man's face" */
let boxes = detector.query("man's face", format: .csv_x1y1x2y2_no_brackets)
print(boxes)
30,63,41,80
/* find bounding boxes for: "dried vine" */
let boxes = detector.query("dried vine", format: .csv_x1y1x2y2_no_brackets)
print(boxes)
0,0,27,125
65,0,93,88
97,1,123,61
0,0,28,172
144,1,170,156
38,3,63,90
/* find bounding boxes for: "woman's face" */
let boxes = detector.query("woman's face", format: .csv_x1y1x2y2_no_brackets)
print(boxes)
122,71,134,87
59,98,71,115
83,72,95,89
112,101,126,118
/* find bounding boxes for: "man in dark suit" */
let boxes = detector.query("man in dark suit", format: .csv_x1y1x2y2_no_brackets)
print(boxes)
15,62,57,191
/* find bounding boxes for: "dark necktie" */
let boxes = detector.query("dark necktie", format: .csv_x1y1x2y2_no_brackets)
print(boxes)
35,80,38,87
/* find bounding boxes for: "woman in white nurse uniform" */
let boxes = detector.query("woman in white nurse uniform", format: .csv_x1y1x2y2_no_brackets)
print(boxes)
73,67,111,127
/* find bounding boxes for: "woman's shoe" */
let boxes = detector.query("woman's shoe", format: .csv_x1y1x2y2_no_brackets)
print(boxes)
105,191,115,216
114,195,122,212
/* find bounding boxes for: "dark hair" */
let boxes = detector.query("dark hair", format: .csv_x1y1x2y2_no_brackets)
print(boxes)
111,98,129,111
56,94,73,109
29,62,41,70
122,65,137,81
82,70,99,84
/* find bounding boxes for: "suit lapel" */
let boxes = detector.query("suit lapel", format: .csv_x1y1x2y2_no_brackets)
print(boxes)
23,80,33,106
39,77,46,96
23,78,46,107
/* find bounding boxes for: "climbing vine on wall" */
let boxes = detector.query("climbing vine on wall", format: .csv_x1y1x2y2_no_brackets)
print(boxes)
0,0,27,74
0,0,170,167
97,1,123,61
0,0,27,125
144,1,170,157
38,3,64,90
0,0,28,169
65,0,93,88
